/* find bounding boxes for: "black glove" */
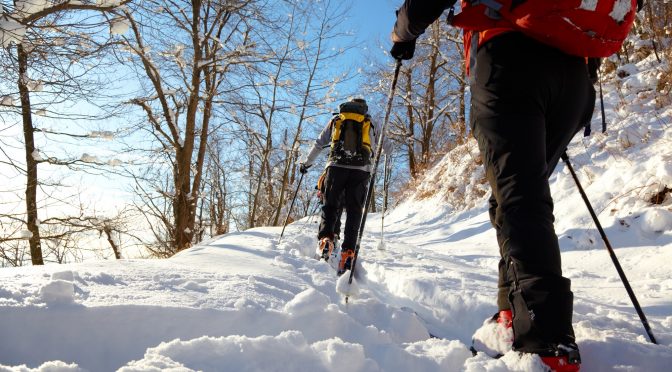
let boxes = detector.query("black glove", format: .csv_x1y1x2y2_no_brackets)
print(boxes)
299,163,311,174
390,39,416,60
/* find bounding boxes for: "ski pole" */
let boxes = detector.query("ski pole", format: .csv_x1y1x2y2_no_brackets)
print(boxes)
377,154,391,250
305,199,320,226
584,62,607,137
279,172,304,244
346,59,402,302
561,152,657,344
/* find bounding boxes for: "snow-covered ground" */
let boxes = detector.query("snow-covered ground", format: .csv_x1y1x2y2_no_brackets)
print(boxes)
1,199,670,371
2,54,672,372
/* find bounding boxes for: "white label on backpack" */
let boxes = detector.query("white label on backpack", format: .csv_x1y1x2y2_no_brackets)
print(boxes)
580,0,598,11
610,0,632,22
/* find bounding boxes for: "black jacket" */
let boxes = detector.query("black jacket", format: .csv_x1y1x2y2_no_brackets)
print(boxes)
393,0,457,42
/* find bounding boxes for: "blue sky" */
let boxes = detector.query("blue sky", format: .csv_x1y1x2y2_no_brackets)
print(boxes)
351,0,398,53
334,0,400,98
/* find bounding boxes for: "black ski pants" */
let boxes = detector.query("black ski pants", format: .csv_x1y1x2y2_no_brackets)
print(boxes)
320,183,344,238
318,166,370,251
470,32,595,353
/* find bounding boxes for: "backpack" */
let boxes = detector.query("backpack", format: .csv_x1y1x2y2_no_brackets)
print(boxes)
451,0,641,57
329,101,372,167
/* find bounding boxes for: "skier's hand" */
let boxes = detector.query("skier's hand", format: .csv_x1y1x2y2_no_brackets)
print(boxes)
299,163,311,174
390,39,416,60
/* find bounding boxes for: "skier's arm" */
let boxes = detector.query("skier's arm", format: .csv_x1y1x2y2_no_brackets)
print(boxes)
392,0,457,42
302,120,333,167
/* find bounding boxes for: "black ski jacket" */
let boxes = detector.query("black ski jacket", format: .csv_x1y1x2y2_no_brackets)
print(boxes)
393,0,458,42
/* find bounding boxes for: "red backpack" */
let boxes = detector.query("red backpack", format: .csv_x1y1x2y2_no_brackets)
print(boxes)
452,0,640,57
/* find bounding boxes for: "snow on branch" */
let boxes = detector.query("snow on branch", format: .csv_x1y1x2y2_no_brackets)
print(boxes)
0,0,132,47
7,0,130,23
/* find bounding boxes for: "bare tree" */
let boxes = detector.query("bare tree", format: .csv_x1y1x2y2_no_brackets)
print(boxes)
118,0,256,255
367,19,465,181
1,0,132,265
226,0,355,229
197,135,233,239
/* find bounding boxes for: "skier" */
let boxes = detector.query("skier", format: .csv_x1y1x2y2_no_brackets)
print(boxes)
387,1,631,371
300,98,388,276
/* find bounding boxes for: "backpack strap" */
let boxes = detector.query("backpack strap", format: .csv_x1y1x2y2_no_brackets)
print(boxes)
332,112,367,143
331,114,344,146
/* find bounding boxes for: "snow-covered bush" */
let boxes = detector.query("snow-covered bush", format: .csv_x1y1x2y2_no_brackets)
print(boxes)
404,139,488,211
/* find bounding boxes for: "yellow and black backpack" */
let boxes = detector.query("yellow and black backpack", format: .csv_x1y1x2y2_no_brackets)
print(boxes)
329,99,372,166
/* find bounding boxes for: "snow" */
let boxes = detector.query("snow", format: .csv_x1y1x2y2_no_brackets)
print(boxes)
14,0,49,16
80,154,100,163
580,0,598,11
640,208,672,234
39,278,75,305
89,131,116,140
4,172,672,370
2,193,669,371
1,96,14,106
1,37,672,372
97,0,123,7
0,17,26,48
27,80,44,92
31,149,43,161
110,18,130,35
610,0,634,22
471,316,513,357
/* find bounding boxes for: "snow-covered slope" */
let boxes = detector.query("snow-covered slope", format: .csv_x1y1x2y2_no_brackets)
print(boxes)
1,54,672,372
1,200,670,371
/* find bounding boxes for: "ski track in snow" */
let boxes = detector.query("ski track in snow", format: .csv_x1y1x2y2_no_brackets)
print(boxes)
2,51,672,372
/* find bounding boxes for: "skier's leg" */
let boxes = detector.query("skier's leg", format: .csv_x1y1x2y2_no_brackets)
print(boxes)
340,169,370,251
318,167,348,240
471,33,586,356
489,193,510,311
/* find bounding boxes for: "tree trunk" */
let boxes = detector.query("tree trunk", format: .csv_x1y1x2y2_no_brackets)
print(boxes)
215,173,228,235
272,134,292,226
189,92,213,242
456,52,467,144
18,45,44,265
421,23,440,168
645,0,662,63
173,157,192,252
249,145,270,228
174,0,203,252
103,226,121,259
